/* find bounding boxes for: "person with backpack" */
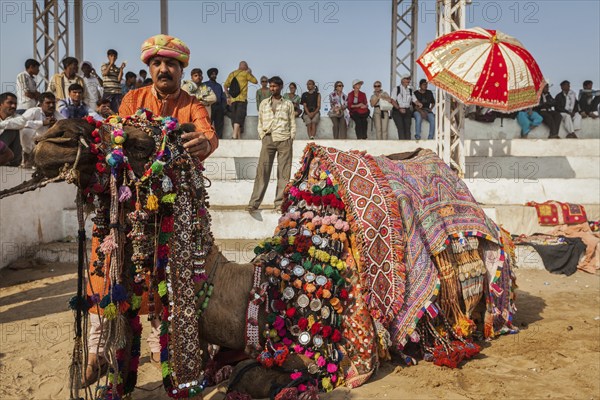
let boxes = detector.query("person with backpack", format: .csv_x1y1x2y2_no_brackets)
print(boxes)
224,61,258,139
390,75,415,140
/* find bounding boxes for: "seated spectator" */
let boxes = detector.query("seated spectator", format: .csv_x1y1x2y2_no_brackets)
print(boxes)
578,80,600,119
370,81,392,140
81,61,103,109
0,140,14,166
0,92,27,167
121,71,137,97
328,81,349,139
49,57,87,103
21,92,64,168
255,76,271,111
516,108,543,138
181,68,217,117
88,99,115,121
301,80,321,139
58,84,90,119
284,82,302,118
555,80,581,138
412,79,436,140
347,79,369,140
16,59,41,114
534,83,563,139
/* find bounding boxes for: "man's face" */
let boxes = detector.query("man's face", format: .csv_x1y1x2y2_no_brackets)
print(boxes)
108,53,117,63
69,89,83,104
191,73,203,85
420,82,428,90
29,65,40,76
307,81,315,90
269,82,282,96
81,64,92,76
0,96,17,118
209,71,217,81
41,97,56,114
149,56,183,94
239,61,248,71
402,78,411,87
65,62,78,77
127,76,137,86
561,82,570,92
98,102,112,117
584,82,593,90
542,84,549,94
261,78,268,88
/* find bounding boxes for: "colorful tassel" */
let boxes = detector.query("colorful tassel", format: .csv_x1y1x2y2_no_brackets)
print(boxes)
146,194,159,211
118,185,132,202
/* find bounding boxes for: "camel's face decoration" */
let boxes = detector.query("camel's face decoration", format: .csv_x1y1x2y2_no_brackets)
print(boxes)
33,118,157,188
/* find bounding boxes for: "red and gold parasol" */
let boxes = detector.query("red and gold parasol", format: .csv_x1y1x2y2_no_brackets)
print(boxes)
417,27,546,112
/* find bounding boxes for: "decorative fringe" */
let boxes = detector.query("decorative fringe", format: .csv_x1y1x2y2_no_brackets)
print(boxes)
146,194,159,211
452,240,486,317
118,185,132,202
68,337,83,400
99,231,117,255
434,250,464,324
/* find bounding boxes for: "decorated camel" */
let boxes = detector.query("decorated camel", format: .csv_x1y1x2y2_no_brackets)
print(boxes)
0,112,517,400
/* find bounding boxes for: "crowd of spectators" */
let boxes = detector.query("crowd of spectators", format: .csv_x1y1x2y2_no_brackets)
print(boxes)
2,52,600,168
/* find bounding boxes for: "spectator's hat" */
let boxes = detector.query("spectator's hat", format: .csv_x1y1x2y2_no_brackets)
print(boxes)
81,61,93,68
401,74,411,81
207,68,219,76
352,79,364,87
140,34,190,68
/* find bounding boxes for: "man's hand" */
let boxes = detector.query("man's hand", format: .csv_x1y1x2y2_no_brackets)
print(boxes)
182,131,212,160
43,117,56,127
120,62,127,70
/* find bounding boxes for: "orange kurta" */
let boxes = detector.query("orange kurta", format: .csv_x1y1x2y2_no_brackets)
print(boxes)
119,85,219,160
88,85,219,315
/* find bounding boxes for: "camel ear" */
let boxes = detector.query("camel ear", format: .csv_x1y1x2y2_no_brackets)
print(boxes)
180,123,196,133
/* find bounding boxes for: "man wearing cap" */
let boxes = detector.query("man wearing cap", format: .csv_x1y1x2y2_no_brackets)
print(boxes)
391,75,415,140
81,61,103,109
119,34,218,160
204,68,227,139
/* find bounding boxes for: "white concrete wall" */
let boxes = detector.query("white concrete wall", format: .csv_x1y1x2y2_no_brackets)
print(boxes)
220,116,600,140
0,167,77,269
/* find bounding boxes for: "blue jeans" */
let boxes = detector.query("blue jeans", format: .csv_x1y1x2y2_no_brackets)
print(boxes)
413,110,435,139
516,111,543,136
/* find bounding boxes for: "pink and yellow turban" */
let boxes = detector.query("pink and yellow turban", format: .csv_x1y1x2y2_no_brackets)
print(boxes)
140,34,190,68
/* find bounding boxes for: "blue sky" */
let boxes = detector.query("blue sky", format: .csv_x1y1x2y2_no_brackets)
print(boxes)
1,0,599,114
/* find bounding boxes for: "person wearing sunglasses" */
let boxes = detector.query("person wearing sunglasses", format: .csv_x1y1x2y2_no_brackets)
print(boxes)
348,79,370,140
370,81,393,140
256,75,272,112
328,81,349,139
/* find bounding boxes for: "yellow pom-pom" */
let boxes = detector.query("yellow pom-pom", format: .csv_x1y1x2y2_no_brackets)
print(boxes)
104,303,117,320
322,377,333,392
146,194,159,211
114,135,125,145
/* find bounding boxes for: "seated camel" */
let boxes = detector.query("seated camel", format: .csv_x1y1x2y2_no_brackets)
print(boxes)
1,113,517,400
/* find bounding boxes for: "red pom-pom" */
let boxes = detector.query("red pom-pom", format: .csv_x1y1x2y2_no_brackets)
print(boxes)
310,322,321,335
321,325,332,338
286,307,296,318
298,318,308,330
339,289,348,300
331,329,342,343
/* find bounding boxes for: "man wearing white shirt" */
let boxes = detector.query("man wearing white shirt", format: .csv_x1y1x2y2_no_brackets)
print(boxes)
390,75,415,140
0,92,27,167
21,92,65,167
15,59,41,114
81,61,103,108
555,80,582,138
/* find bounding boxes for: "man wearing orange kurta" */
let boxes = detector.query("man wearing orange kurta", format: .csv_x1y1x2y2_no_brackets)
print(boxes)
85,34,218,385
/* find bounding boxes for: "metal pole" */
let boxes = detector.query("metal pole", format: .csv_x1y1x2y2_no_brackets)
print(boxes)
74,0,83,62
160,0,169,34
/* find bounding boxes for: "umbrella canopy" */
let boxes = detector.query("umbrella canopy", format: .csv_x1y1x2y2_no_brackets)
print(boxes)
417,27,546,112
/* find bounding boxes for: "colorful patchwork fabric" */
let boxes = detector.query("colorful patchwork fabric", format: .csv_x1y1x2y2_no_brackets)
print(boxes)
527,201,588,226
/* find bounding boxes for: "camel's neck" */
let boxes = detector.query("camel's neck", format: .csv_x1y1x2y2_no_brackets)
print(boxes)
198,244,258,350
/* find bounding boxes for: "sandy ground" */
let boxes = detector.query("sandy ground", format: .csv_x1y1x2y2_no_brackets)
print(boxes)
0,260,599,400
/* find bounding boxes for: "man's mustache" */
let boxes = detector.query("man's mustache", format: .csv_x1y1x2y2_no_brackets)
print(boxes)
157,73,173,80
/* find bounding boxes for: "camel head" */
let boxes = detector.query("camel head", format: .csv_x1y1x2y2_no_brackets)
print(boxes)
0,113,195,199
34,118,157,189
